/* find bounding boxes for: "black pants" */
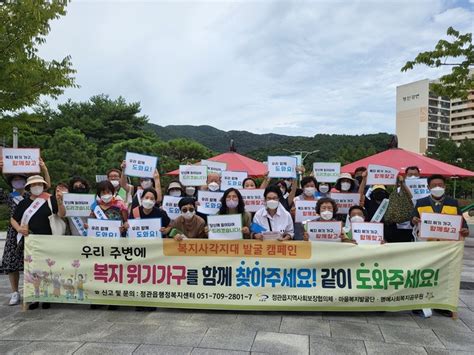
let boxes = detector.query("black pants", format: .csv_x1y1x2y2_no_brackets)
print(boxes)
384,223,414,243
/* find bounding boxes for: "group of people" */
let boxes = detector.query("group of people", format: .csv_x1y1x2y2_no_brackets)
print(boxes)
0,158,469,316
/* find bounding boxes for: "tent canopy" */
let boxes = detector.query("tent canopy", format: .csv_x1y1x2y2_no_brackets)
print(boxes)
167,152,267,177
341,148,474,178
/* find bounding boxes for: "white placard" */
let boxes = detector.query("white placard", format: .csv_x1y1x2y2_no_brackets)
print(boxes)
262,231,281,240
207,214,243,240
128,218,162,238
294,200,318,223
405,178,430,201
95,175,108,183
124,152,157,178
419,213,463,241
179,165,208,186
367,164,398,185
313,162,341,183
351,222,384,244
1,148,40,174
329,192,360,214
221,171,248,190
240,189,265,213
306,221,342,242
267,156,297,179
87,219,122,238
63,193,95,217
200,160,227,174
162,195,182,220
197,190,224,215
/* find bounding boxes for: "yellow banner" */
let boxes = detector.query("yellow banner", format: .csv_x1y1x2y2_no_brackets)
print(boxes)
24,235,463,312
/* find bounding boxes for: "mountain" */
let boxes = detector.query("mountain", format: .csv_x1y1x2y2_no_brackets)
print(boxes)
146,123,393,165
146,123,294,153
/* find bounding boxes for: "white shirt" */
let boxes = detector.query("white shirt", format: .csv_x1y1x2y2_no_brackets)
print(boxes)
253,204,294,238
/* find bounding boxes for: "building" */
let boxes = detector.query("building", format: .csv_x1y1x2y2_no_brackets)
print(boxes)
451,91,474,143
396,79,450,154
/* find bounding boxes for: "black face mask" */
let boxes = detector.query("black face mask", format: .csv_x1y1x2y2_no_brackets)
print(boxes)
72,187,88,194
355,176,363,184
372,191,388,202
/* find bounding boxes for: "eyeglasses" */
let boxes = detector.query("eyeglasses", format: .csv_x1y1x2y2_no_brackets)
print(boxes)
182,208,195,213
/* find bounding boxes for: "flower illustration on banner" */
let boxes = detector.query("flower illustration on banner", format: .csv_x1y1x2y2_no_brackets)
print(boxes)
46,258,55,267
72,260,80,281
46,258,56,277
24,255,33,264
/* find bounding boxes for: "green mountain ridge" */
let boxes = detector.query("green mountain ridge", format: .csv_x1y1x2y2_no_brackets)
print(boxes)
146,123,393,165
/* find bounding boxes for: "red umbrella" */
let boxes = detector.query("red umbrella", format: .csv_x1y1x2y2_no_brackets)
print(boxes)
341,148,474,177
167,152,268,177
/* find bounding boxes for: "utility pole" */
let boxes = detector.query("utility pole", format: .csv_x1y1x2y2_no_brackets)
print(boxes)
13,127,18,148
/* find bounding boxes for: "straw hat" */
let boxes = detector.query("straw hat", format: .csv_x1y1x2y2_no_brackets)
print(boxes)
24,175,48,188
336,173,355,182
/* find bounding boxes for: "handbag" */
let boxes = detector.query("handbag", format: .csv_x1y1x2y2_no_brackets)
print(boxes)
384,186,414,224
47,198,67,235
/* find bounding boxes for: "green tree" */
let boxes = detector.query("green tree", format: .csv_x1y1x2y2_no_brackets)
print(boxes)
401,27,473,99
42,127,98,185
426,138,459,164
0,0,76,129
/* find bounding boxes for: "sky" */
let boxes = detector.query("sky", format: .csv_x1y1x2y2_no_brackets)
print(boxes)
39,0,473,136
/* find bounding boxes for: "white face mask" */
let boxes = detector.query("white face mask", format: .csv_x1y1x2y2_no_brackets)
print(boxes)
30,186,44,196
266,200,279,210
182,211,195,220
350,215,365,223
110,180,120,188
141,180,153,189
185,186,196,196
284,180,292,189
304,187,316,197
208,182,220,192
226,200,239,209
341,182,351,192
320,210,333,220
406,175,419,180
318,185,329,194
142,199,155,209
101,194,113,204
169,190,182,197
430,186,445,198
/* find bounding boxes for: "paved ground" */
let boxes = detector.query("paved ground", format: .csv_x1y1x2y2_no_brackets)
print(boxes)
0,234,473,355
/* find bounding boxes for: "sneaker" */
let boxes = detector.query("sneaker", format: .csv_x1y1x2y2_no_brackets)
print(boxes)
8,292,20,306
28,302,39,310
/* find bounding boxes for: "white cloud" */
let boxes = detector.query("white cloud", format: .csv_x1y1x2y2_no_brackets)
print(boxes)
38,0,473,137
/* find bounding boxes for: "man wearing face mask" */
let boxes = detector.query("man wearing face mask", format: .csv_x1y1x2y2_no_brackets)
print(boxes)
412,174,469,318
203,172,222,192
405,166,421,179
412,174,469,238
252,185,294,241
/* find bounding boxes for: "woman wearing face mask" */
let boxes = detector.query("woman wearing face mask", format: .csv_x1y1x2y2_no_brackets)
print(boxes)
291,176,318,240
303,197,353,243
275,180,294,212
64,177,91,236
1,156,51,307
1,173,29,306
89,181,129,234
168,198,207,241
167,181,184,198
217,188,251,239
316,182,331,198
335,173,357,193
252,185,294,241
341,205,367,243
129,188,170,232
10,175,66,310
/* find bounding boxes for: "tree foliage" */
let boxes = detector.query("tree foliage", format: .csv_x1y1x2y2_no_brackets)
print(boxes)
401,27,473,99
0,0,76,113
